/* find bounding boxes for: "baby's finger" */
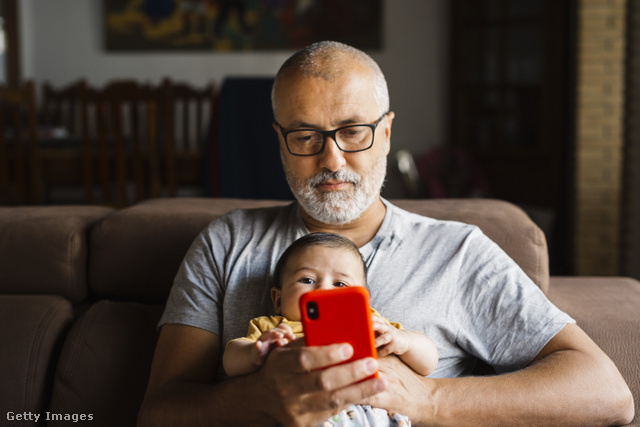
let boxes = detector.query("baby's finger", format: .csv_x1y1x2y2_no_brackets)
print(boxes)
277,323,294,334
281,325,297,340
267,329,285,342
273,324,292,339
371,317,389,333
375,332,392,348
376,345,393,358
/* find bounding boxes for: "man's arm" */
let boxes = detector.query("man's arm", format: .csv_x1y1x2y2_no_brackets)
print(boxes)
137,323,387,427
364,323,634,426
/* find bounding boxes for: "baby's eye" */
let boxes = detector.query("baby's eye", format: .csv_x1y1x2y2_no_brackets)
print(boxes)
333,281,348,288
299,277,316,285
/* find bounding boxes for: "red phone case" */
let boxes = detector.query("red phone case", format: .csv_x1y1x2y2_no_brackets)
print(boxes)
299,287,378,378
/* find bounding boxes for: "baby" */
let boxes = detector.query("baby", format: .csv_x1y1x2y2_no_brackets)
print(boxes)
223,232,438,426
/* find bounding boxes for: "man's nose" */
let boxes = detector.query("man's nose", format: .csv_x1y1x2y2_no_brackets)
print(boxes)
318,136,346,172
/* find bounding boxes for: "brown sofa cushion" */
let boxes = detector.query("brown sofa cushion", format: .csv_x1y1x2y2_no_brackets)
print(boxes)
89,198,289,302
0,295,73,417
49,300,164,427
0,206,113,302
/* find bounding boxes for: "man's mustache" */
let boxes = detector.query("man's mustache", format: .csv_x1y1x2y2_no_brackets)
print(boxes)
309,170,361,188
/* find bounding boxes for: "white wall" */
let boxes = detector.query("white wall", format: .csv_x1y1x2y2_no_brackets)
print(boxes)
20,0,449,198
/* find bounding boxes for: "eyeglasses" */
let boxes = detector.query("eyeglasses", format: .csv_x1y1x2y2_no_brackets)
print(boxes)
277,112,389,156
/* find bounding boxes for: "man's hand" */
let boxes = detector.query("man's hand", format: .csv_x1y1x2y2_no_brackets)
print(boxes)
362,354,433,420
256,339,387,427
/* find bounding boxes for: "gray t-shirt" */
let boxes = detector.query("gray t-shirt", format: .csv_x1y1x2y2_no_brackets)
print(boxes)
159,198,574,380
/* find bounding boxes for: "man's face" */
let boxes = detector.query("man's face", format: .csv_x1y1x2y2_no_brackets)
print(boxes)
273,67,394,226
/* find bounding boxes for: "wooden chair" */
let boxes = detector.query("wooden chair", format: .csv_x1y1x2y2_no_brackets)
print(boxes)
94,80,162,207
41,80,86,136
0,81,38,205
160,78,214,197
39,79,98,204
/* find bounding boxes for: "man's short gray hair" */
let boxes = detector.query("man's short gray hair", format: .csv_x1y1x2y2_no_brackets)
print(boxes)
271,41,389,122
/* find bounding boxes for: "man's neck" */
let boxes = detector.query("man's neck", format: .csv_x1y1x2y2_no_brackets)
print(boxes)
300,197,387,248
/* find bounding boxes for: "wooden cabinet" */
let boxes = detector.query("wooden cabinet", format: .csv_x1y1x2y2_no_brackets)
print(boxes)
449,0,574,272
450,0,572,208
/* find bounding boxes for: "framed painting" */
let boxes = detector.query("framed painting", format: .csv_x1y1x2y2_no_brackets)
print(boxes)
103,0,382,51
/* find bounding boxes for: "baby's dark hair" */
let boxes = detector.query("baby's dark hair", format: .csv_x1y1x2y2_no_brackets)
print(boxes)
273,232,367,289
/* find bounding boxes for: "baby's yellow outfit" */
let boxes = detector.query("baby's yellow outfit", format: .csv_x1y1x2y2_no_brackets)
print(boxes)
228,308,402,347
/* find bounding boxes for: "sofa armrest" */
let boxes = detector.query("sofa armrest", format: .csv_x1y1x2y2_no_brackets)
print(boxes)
0,295,73,416
548,277,639,425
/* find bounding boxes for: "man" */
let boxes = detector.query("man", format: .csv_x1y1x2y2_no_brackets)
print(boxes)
138,41,634,426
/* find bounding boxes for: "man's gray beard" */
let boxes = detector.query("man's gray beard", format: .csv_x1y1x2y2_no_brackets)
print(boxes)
282,152,387,226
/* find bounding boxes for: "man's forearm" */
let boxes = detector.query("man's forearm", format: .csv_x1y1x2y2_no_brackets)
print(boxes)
413,348,632,426
370,325,634,426
138,374,276,427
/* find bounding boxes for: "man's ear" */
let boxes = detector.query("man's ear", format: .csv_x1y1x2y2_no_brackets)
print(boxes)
271,287,282,314
383,111,395,155
273,122,287,153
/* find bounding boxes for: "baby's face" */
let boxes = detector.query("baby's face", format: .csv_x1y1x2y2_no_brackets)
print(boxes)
272,245,366,320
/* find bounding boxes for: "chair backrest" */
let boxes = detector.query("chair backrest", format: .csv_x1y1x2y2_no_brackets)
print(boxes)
160,78,214,197
162,78,214,152
95,80,162,207
36,79,213,206
41,79,86,137
0,81,38,205
39,79,99,204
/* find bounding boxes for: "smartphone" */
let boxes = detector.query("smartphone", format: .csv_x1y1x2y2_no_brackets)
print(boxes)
299,286,378,379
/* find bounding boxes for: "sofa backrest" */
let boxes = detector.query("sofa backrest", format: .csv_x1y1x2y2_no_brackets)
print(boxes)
88,198,291,302
88,197,549,302
0,206,114,302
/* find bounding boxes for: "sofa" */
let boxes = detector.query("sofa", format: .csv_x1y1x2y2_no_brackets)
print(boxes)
0,198,638,426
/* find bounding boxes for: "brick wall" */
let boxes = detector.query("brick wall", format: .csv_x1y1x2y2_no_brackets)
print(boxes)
623,0,640,279
574,0,627,275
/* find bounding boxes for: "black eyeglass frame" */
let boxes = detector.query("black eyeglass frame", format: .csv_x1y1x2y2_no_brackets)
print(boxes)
277,111,390,157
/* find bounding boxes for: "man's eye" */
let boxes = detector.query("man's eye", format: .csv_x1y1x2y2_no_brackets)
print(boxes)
337,127,365,141
342,129,361,138
292,132,321,144
333,281,348,288
294,135,313,144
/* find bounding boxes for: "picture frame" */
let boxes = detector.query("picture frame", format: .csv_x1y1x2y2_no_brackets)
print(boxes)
103,0,382,51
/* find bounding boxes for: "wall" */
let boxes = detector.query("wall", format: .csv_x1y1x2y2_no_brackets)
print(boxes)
19,0,450,199
574,0,627,275
624,0,640,280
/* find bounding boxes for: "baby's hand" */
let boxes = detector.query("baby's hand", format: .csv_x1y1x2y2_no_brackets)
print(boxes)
252,323,296,366
371,315,411,358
